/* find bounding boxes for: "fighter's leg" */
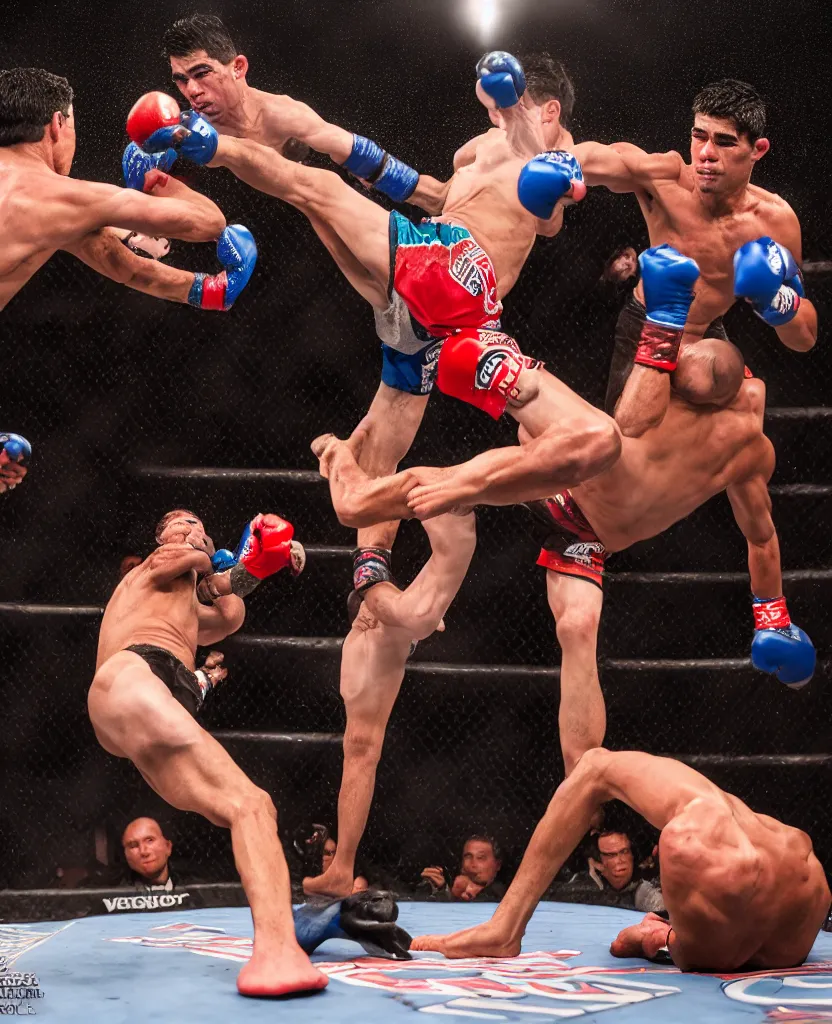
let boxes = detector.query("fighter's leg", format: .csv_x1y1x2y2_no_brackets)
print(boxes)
412,747,724,957
305,211,388,308
311,433,418,526
211,136,390,290
89,654,326,996
304,607,412,897
352,383,430,551
546,571,605,775
671,336,746,408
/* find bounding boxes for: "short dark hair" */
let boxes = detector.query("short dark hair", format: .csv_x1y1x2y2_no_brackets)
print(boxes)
518,52,575,128
463,833,502,862
162,13,238,63
155,509,200,543
0,68,73,147
692,78,766,142
592,829,632,859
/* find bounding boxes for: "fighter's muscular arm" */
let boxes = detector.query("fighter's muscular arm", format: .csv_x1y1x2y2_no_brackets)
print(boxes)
62,227,194,303
726,438,782,598
573,141,684,193
40,172,225,249
197,595,246,645
768,207,818,353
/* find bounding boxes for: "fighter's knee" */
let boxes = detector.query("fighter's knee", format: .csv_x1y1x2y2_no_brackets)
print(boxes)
555,605,601,648
673,339,744,407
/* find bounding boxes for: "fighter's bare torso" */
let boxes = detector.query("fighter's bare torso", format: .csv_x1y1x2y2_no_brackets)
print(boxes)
633,158,798,338
0,160,64,310
570,377,770,549
96,558,200,669
438,131,544,297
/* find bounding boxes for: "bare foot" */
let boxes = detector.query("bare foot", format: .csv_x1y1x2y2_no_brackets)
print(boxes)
310,433,340,478
303,866,355,899
237,943,328,998
410,922,521,959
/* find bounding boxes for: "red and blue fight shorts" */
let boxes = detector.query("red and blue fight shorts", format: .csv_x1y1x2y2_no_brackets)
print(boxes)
388,211,503,338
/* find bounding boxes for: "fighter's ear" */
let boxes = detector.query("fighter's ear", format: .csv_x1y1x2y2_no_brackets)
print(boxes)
233,54,249,80
542,98,562,125
752,137,770,162
48,110,63,142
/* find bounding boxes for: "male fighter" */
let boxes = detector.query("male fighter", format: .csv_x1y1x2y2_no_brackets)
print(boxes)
0,435,29,494
0,67,256,318
411,745,830,971
88,510,327,997
160,15,580,633
130,50,621,503
573,79,817,436
303,510,477,897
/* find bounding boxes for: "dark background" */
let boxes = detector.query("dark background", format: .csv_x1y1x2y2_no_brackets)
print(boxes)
0,0,830,891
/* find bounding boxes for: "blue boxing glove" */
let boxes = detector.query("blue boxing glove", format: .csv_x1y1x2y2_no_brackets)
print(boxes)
634,245,700,372
1,433,31,462
122,142,178,191
211,549,237,573
518,151,585,219
750,595,815,689
188,225,258,311
476,51,526,108
734,237,804,326
342,135,418,203
143,109,218,165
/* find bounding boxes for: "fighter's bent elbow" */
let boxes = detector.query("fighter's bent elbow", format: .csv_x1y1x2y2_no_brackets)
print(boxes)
574,418,622,477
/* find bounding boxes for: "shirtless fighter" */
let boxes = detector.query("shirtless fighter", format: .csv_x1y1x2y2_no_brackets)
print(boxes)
0,67,263,321
573,78,817,436
129,50,621,502
89,510,326,997
411,745,830,971
159,19,578,586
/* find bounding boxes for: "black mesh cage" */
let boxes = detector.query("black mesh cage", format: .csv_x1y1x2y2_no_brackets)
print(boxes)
0,0,830,911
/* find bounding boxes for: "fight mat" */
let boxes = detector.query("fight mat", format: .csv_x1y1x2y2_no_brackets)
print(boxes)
5,900,832,1022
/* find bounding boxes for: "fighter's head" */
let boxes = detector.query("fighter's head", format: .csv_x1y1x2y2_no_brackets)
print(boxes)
690,79,769,196
154,508,215,557
163,14,248,125
0,68,75,174
487,53,574,149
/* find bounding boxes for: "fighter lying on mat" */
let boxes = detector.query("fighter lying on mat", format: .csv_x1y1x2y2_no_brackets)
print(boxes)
89,510,327,998
411,744,830,971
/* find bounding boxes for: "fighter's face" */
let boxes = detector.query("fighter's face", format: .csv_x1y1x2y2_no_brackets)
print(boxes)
158,512,215,557
170,50,248,125
690,115,769,195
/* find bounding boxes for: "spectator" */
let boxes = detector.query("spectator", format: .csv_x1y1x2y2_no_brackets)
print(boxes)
421,835,507,902
601,245,639,285
121,817,180,891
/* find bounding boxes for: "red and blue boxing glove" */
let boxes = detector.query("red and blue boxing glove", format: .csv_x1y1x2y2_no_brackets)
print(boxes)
634,245,701,372
126,92,219,165
750,595,815,689
518,151,585,219
207,514,306,599
734,237,804,327
187,225,258,311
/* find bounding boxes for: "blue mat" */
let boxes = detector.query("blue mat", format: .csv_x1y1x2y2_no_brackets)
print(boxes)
5,901,832,1022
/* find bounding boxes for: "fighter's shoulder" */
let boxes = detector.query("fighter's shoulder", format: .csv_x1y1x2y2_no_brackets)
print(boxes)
750,185,801,233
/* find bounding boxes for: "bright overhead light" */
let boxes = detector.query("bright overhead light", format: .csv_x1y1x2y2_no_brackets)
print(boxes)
466,0,500,44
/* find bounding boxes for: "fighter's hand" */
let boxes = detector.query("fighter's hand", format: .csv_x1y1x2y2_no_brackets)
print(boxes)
199,650,228,688
0,456,27,494
197,571,233,604
187,225,258,311
420,867,446,890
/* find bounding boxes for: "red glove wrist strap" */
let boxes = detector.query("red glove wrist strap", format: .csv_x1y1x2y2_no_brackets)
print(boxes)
753,596,791,631
635,322,682,372
201,271,228,311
